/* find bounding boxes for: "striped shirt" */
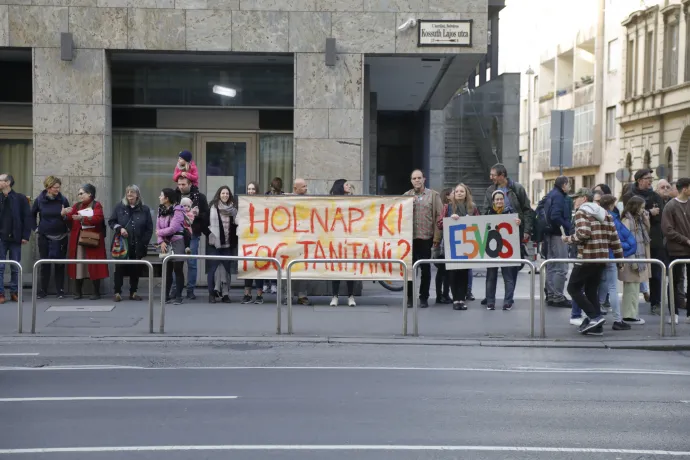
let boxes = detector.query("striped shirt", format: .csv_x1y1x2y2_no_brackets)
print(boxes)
566,207,623,260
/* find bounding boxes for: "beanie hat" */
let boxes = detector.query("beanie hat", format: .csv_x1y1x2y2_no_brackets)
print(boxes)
179,150,193,163
180,197,193,208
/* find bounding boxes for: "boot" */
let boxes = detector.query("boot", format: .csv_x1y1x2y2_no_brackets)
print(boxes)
90,279,101,300
74,279,84,300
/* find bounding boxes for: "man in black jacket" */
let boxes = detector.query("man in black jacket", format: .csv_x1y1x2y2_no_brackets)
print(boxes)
0,173,31,304
175,177,210,300
544,176,572,308
623,168,665,315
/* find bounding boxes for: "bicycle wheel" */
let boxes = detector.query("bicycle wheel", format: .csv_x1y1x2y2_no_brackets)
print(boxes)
378,280,405,292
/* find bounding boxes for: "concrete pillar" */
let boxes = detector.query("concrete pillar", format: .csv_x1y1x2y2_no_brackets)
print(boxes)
490,15,499,80
369,92,378,194
428,109,445,191
293,52,364,195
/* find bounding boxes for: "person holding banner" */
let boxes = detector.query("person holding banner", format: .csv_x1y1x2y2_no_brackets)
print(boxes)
437,183,479,310
434,188,453,304
329,179,357,307
241,182,265,304
404,170,443,309
484,190,520,311
207,185,238,304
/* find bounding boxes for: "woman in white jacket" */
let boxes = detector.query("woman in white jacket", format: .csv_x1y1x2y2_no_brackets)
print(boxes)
207,185,237,304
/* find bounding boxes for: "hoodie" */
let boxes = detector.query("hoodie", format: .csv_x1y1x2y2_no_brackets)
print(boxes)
564,202,623,261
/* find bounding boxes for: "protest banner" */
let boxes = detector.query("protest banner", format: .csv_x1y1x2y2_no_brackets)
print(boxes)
237,195,414,280
442,214,521,269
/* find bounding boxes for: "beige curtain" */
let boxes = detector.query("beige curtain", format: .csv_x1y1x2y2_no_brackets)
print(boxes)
258,134,293,194
0,139,33,197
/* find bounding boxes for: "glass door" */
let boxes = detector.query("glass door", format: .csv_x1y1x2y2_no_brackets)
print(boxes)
197,134,257,285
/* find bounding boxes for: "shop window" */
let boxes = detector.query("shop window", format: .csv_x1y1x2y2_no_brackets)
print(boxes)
605,173,615,193
582,175,596,190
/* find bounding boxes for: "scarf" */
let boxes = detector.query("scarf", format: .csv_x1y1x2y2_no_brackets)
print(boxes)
158,204,174,217
450,201,468,217
212,202,237,247
492,203,504,214
625,211,649,272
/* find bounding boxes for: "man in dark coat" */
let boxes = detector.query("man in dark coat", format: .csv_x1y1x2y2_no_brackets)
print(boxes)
544,176,573,308
622,168,666,315
0,173,31,304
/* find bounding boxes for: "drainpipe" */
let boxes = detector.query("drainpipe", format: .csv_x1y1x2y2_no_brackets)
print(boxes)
593,0,605,166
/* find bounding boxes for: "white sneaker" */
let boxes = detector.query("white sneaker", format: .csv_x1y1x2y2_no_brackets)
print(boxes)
626,317,646,325
263,284,270,292
667,314,679,325
570,317,585,326
270,285,277,294
348,296,356,307
330,296,338,307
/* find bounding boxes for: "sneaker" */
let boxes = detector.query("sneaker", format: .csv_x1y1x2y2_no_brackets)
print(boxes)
502,303,513,311
487,303,495,311
420,298,429,309
173,297,183,305
436,296,449,304
209,295,217,304
254,295,264,305
453,301,468,311
185,247,192,255
580,316,605,333
330,296,338,307
263,284,270,292
624,317,645,325
10,293,18,302
270,285,278,294
442,295,453,303
465,292,475,301
129,292,142,301
407,298,412,308
651,304,661,316
550,298,572,308
241,295,252,304
56,291,65,300
187,291,197,300
667,314,679,325
222,295,231,303
570,317,585,326
89,294,101,301
481,298,488,305
600,307,608,315
348,296,356,307
0,294,6,304
37,292,47,300
583,324,604,336
114,293,122,302
297,296,312,306
612,321,631,330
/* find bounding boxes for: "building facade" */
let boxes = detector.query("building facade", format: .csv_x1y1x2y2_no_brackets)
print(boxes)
0,0,501,288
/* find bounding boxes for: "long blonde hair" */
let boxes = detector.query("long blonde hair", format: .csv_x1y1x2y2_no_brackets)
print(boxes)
450,183,475,215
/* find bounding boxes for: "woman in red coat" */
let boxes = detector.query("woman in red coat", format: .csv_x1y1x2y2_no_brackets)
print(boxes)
61,183,109,300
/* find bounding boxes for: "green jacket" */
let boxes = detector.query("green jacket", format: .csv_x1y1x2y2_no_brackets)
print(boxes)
482,179,534,236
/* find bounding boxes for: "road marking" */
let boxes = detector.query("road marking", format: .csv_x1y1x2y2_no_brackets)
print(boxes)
0,445,689,456
0,353,39,357
0,365,689,376
0,396,238,402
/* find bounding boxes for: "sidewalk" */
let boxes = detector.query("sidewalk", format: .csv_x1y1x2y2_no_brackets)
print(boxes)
1,270,688,349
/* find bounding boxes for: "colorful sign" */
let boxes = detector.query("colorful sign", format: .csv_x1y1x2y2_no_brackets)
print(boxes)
237,196,414,280
442,214,521,269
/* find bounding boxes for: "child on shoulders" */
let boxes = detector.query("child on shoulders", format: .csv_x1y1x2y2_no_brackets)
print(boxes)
173,150,199,187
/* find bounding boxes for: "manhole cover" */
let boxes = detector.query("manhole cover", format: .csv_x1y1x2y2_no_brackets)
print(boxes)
46,316,142,328
46,306,115,312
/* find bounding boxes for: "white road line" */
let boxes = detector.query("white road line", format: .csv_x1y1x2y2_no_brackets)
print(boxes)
0,353,40,356
0,396,238,402
0,445,689,456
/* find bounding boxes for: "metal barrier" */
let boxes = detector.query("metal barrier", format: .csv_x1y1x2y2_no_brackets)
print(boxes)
667,258,689,337
413,259,536,338
286,258,408,335
31,259,154,334
540,258,667,338
160,254,281,334
0,260,24,333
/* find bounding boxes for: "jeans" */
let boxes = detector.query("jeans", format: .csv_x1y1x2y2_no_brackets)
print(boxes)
545,234,569,301
171,235,199,295
571,298,582,319
0,239,21,295
407,238,433,300
207,246,233,294
37,234,68,295
485,266,517,305
567,264,605,320
668,256,690,317
332,280,355,297
435,263,449,299
468,269,473,292
649,246,667,307
448,269,469,303
114,249,141,295
598,263,621,322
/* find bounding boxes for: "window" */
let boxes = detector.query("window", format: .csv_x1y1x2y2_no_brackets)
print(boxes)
574,103,594,154
666,147,674,182
606,106,616,139
605,173,615,193
643,150,651,169
625,153,633,182
537,116,551,162
545,179,555,191
533,76,539,101
664,20,679,87
644,30,655,92
259,134,293,194
582,175,596,189
608,39,619,72
626,38,636,97
686,14,690,81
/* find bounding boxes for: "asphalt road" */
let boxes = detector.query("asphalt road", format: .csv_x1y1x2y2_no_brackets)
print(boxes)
1,341,689,459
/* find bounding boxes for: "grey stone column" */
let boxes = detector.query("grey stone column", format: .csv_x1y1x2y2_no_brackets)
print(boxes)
32,48,112,216
428,109,446,191
294,52,364,195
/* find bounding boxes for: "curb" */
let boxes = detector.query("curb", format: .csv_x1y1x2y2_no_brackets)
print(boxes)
0,335,689,350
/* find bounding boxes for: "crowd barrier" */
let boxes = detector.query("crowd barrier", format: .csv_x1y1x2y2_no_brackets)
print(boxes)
540,258,668,338
2,261,23,333
30,259,154,334
412,259,536,338
286,258,408,335
160,254,281,334
667,258,690,337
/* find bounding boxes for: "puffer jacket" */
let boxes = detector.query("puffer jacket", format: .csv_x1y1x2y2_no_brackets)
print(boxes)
610,209,636,259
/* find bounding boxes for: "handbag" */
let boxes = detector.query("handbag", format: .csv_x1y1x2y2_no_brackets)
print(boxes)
111,234,128,259
78,230,101,248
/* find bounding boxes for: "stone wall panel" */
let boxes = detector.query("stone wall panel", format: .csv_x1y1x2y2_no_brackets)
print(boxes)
34,48,104,105
295,139,361,179
70,7,127,48
328,109,363,138
9,5,67,47
34,134,104,176
332,12,395,53
127,8,185,50
288,11,330,53
240,0,314,11
70,104,106,135
33,104,70,134
295,53,362,109
294,108,329,139
232,10,287,52
186,9,232,50
0,6,8,46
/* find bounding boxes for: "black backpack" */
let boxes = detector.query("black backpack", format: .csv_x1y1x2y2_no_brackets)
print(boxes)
533,194,553,242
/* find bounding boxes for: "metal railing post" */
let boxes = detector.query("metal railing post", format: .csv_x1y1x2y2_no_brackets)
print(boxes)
539,258,666,338
158,254,281,334
667,259,688,337
30,259,154,334
413,259,535,338
285,258,408,336
1,260,23,333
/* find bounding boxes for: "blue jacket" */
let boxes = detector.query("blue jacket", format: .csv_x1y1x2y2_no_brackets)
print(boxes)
31,190,70,236
610,209,636,258
0,190,32,243
546,186,572,236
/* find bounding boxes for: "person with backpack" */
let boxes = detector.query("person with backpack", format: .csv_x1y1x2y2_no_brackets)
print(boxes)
543,176,572,308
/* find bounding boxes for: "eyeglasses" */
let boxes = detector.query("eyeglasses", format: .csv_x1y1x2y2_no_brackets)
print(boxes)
642,176,653,180
660,185,671,189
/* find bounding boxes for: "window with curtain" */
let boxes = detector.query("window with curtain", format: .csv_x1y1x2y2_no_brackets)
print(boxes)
258,134,293,194
113,132,194,211
664,20,679,87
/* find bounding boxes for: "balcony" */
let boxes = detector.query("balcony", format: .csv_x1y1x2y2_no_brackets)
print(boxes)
574,81,594,106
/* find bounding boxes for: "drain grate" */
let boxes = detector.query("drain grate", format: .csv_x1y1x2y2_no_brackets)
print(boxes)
46,316,142,328
46,306,115,312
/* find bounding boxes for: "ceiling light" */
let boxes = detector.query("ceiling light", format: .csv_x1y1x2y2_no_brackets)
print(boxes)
212,85,237,98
